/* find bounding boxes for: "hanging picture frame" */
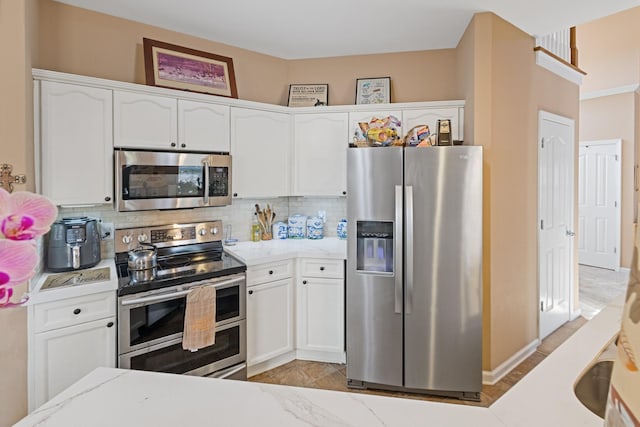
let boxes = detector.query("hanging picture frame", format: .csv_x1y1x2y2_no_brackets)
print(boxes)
355,77,391,105
143,38,238,98
287,84,329,107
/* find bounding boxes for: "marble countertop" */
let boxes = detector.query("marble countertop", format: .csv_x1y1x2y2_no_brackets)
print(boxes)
15,294,624,426
224,237,347,266
27,259,117,305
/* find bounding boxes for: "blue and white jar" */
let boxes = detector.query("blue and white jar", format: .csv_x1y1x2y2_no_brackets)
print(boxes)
306,217,324,240
287,214,307,239
272,221,287,240
337,219,347,240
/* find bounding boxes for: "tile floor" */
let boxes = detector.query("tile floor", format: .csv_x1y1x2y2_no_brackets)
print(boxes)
249,265,628,406
578,264,629,319
249,317,588,407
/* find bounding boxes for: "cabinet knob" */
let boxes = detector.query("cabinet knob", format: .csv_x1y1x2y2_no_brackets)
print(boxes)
268,270,274,275
73,308,81,315
181,143,186,148
320,266,325,271
342,191,347,195
170,142,176,147
233,193,238,197
104,196,111,202
248,290,254,295
107,322,114,328
302,280,307,285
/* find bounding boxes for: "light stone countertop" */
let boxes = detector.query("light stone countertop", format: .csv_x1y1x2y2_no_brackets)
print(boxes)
14,292,625,426
27,259,118,305
224,237,347,266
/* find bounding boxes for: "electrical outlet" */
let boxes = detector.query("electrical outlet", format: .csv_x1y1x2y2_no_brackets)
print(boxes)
100,222,114,240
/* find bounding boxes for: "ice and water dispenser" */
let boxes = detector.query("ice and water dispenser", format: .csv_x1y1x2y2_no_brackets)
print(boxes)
356,221,394,274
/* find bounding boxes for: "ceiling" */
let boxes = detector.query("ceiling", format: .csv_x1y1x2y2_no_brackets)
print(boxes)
53,0,640,59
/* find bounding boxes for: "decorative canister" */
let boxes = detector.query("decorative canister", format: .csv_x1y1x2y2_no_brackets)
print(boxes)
337,219,347,240
287,214,307,239
306,217,324,240
272,221,287,240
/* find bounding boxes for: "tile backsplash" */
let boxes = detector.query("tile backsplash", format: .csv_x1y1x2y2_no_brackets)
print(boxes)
56,196,346,259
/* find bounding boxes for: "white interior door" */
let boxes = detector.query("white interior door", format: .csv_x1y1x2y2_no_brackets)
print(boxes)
538,111,575,339
578,139,621,271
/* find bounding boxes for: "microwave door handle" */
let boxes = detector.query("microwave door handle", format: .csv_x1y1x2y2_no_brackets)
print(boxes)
203,160,210,204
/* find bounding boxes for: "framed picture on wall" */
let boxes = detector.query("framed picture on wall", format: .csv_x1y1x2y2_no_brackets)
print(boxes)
355,77,391,105
287,84,329,107
143,38,238,98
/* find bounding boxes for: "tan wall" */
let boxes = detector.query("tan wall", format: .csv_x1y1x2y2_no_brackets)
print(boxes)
580,93,636,267
288,49,458,106
0,0,36,424
578,6,640,94
459,13,580,371
34,0,289,104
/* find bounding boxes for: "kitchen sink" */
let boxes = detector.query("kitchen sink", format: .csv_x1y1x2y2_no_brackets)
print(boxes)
573,335,618,418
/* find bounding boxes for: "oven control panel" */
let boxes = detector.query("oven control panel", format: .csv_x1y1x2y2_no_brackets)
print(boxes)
114,221,222,253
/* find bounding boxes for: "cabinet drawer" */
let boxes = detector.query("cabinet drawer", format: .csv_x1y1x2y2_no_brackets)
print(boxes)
33,291,116,333
247,260,293,286
299,258,344,279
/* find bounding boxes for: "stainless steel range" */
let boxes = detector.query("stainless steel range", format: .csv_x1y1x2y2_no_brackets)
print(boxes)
115,221,247,380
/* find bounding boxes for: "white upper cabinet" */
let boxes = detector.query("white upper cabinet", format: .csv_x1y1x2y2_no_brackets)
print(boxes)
113,91,177,149
230,107,291,198
39,81,113,206
402,107,462,142
293,113,348,197
178,100,230,152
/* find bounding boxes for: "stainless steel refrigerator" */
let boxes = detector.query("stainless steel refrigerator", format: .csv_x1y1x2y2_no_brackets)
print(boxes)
346,146,483,400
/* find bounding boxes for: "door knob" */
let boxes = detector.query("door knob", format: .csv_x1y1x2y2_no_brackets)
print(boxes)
566,230,575,237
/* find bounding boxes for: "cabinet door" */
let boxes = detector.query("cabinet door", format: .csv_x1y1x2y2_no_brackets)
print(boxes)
297,277,344,353
39,81,113,206
246,278,293,366
32,317,116,409
293,113,348,196
178,100,230,152
230,108,291,198
402,107,461,142
113,91,177,149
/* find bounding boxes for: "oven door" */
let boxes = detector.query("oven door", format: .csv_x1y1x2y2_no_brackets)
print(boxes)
119,320,246,378
118,274,245,355
115,149,231,211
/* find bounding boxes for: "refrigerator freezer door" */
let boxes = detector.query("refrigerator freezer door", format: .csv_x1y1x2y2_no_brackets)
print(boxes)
346,147,403,387
403,146,483,393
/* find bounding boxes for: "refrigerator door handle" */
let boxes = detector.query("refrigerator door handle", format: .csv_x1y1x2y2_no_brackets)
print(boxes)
394,185,403,314
405,185,414,314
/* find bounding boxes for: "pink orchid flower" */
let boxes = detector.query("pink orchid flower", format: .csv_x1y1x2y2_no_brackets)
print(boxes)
0,188,57,241
0,239,38,306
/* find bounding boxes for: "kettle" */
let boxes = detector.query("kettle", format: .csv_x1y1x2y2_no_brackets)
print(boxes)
46,217,101,272
127,244,157,284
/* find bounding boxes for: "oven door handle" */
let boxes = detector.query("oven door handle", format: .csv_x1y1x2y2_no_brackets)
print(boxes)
203,160,210,205
121,276,244,306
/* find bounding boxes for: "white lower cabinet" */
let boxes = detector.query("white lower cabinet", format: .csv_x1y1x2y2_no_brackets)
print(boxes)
296,258,345,363
29,291,116,411
246,261,295,375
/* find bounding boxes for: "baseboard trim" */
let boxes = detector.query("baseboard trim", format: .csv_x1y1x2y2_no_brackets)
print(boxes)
570,308,582,321
482,339,540,385
247,351,296,378
296,350,346,364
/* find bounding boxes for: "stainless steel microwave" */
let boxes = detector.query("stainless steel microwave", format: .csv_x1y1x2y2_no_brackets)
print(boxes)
115,149,232,211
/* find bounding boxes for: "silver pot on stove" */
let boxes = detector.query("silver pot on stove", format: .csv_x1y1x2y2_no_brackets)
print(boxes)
127,244,157,283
